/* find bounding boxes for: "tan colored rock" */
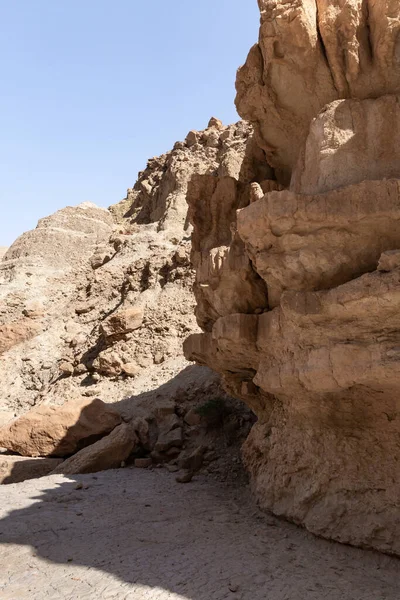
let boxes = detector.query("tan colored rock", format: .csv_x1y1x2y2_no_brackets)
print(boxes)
0,397,121,457
187,174,269,330
237,179,400,306
100,307,144,339
176,470,194,484
0,455,62,484
236,0,400,184
92,350,123,376
378,250,400,272
59,361,74,376
187,3,400,556
236,3,337,184
185,130,200,147
249,182,264,204
291,96,400,195
178,446,205,472
208,117,223,130
52,423,137,475
121,362,140,377
4,203,113,270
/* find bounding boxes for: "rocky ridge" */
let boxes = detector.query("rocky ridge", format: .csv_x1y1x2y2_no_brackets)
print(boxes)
0,118,258,485
184,0,400,555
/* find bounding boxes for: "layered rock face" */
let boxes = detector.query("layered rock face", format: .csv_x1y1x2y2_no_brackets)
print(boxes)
236,0,400,185
185,1,400,554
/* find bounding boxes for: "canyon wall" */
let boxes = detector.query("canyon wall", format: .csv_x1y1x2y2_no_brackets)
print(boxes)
184,0,400,555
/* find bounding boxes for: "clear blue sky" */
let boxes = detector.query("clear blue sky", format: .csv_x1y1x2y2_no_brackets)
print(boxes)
0,1,259,246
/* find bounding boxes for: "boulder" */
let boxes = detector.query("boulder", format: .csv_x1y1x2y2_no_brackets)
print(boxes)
0,397,121,457
52,423,137,475
100,307,144,339
154,428,183,453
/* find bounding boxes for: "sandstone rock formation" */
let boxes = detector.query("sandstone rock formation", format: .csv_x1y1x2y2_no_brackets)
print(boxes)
185,0,400,555
236,0,400,185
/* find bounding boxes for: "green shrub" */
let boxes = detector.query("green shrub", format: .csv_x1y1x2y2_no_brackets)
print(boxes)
195,397,228,426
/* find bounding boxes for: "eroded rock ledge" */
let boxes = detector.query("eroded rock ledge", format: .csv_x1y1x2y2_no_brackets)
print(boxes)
185,0,400,555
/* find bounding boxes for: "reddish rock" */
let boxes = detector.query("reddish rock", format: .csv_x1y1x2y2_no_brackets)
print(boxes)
0,397,121,457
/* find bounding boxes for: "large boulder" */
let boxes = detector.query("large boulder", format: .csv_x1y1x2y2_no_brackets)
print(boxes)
51,423,137,475
0,398,121,457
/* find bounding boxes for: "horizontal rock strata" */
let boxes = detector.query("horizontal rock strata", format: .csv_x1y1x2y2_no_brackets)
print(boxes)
186,0,400,556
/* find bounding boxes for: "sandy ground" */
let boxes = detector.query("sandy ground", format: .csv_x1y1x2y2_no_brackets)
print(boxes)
0,469,399,600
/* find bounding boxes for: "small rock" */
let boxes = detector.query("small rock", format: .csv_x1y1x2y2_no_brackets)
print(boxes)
153,352,164,365
184,408,201,427
100,306,144,339
74,363,87,375
166,446,181,458
122,362,140,377
75,303,95,315
176,470,193,484
166,464,179,473
91,252,111,269
134,458,152,469
185,130,199,147
92,351,123,377
208,117,223,129
204,450,217,463
160,414,180,433
59,361,74,376
178,446,205,472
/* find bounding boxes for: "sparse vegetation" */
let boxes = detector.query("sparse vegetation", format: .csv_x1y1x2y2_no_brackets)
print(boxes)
195,397,228,427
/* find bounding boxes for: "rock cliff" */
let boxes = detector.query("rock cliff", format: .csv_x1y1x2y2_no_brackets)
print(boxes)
185,0,400,555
